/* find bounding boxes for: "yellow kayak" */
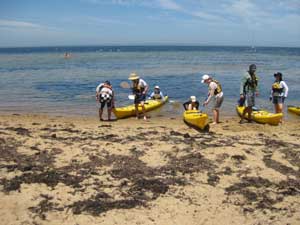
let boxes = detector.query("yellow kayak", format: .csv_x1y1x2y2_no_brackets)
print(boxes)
183,110,209,130
288,105,300,116
113,96,168,119
236,106,282,125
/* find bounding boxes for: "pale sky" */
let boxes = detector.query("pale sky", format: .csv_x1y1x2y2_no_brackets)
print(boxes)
0,0,299,47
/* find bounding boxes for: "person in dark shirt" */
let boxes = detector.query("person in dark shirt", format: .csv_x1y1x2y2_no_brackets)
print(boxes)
183,96,199,110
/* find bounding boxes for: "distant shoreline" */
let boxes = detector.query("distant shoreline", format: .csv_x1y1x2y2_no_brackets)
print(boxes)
1,45,300,52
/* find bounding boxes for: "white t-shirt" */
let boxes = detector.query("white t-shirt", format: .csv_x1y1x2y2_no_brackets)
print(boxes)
96,83,113,95
137,79,147,89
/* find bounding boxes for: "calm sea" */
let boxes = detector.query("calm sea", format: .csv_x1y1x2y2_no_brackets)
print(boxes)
0,46,299,118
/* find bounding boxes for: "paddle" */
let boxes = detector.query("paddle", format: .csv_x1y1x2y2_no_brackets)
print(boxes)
128,94,135,100
120,81,131,89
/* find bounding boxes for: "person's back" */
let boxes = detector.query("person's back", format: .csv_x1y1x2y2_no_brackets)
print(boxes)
96,81,114,121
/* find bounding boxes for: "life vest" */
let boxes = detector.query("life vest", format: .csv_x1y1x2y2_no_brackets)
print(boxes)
244,74,258,92
272,81,283,93
132,81,145,94
212,79,222,95
153,94,162,99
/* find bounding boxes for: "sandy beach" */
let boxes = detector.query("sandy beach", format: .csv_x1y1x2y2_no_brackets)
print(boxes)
0,113,300,225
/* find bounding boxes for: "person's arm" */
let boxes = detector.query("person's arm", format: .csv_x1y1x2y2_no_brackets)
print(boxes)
111,90,115,108
149,92,154,99
96,84,102,101
195,101,200,110
143,83,149,94
269,86,273,101
255,75,259,96
240,75,247,96
160,91,164,99
204,83,215,105
282,81,289,98
183,101,189,110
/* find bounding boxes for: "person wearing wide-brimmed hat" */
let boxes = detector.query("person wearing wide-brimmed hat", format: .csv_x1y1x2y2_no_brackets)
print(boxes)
270,72,288,117
239,64,259,123
128,72,149,120
149,85,164,100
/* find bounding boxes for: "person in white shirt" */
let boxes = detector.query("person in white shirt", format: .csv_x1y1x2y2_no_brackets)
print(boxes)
202,74,224,124
128,72,149,120
96,80,114,121
270,72,288,117
149,85,164,100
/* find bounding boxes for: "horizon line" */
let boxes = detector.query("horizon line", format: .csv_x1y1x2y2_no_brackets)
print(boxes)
1,43,300,49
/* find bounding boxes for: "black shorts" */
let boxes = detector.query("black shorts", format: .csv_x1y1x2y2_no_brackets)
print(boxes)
99,100,112,110
272,96,285,104
134,93,146,104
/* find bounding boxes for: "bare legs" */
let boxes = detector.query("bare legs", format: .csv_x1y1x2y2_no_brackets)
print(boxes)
241,106,253,122
275,103,283,123
135,102,147,120
213,109,220,124
99,108,103,121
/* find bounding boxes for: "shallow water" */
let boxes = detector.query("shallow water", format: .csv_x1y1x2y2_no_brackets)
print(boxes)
0,46,299,118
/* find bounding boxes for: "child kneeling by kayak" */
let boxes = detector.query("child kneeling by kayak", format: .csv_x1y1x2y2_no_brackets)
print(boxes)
183,96,199,110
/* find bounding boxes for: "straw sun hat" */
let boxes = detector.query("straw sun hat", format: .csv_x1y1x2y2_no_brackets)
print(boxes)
128,72,140,80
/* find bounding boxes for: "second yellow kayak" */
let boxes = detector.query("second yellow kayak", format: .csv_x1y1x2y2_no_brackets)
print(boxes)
236,106,282,125
288,105,300,116
113,96,169,119
183,110,209,130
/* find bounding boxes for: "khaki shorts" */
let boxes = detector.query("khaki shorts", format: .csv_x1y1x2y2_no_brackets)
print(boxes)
213,96,224,110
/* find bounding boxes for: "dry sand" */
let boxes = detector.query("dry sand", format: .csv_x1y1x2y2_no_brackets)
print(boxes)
0,113,300,225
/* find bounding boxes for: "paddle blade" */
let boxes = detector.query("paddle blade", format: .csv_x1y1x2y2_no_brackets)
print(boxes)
120,81,130,89
128,94,135,100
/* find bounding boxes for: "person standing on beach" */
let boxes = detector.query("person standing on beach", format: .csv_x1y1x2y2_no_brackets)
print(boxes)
96,80,114,121
239,64,259,123
202,74,224,124
128,72,149,120
270,72,288,117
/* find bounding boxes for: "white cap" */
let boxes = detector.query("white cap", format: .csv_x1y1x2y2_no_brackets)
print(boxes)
190,96,196,102
201,74,210,83
154,85,160,89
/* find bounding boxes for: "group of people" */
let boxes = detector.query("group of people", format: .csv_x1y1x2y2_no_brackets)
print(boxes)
95,72,164,121
238,64,288,123
95,64,289,124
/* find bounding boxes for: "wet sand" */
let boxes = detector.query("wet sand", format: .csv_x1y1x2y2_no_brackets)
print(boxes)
0,113,300,225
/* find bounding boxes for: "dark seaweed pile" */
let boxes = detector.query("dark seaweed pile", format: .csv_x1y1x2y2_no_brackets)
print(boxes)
0,123,300,221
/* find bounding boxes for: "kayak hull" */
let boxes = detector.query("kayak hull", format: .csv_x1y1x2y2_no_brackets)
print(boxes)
113,96,168,119
183,110,209,130
288,106,300,116
236,106,282,125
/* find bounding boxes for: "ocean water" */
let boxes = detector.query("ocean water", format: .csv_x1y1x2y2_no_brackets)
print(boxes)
0,46,299,118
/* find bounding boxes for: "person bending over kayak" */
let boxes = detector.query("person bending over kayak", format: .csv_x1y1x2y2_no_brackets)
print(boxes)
183,96,199,110
270,72,288,119
128,72,149,120
149,85,164,100
202,74,224,124
96,80,114,121
239,64,259,123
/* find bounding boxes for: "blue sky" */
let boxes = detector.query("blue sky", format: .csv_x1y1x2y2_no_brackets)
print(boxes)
0,0,299,47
